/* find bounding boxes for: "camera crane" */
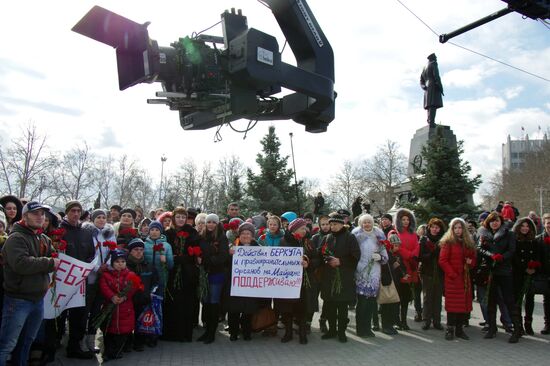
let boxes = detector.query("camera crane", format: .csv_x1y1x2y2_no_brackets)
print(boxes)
72,0,335,133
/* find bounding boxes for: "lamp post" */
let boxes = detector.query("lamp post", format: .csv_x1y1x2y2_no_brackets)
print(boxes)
159,155,167,206
289,132,300,214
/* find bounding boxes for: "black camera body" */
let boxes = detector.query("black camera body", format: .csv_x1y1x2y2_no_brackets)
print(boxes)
73,0,335,133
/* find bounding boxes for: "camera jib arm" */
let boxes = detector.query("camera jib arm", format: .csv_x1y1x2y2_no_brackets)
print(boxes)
72,0,335,133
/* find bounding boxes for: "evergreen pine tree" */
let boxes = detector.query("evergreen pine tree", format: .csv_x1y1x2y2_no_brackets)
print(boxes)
409,127,482,222
247,126,301,214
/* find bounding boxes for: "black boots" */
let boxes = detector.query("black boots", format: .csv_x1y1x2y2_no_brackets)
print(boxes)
319,318,328,333
281,321,293,343
399,307,410,331
455,325,469,340
422,320,431,330
198,304,219,344
445,326,454,340
321,319,337,340
204,304,219,344
298,322,308,344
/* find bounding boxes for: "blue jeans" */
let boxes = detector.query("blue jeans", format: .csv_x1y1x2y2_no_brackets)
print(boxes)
0,295,44,366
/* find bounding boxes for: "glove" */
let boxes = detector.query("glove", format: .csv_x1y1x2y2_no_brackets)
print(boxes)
491,253,504,262
372,253,382,262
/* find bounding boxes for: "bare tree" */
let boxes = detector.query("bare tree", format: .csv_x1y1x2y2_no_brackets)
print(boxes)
362,140,407,211
0,123,55,199
94,155,116,208
328,160,366,212
51,143,97,204
113,155,142,207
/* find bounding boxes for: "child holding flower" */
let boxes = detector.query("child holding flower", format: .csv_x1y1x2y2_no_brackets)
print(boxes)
99,250,143,361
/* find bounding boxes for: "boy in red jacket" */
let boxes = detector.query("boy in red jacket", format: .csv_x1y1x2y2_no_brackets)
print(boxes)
99,249,142,361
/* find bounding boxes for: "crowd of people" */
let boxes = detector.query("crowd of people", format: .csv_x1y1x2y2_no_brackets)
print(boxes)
0,194,549,365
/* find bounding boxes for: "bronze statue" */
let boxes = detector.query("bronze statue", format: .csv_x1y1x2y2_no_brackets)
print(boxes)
420,53,444,128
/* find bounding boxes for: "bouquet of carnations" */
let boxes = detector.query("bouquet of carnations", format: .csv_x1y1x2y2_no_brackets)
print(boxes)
92,272,144,329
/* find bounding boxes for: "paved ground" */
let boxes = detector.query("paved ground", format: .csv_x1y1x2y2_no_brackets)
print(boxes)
53,295,550,366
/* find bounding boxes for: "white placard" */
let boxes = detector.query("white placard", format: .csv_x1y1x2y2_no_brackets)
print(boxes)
43,253,98,319
230,246,303,299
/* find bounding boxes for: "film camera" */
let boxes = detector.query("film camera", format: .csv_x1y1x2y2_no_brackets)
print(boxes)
72,0,335,133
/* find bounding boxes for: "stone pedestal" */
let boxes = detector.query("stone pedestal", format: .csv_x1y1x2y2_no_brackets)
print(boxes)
407,125,457,176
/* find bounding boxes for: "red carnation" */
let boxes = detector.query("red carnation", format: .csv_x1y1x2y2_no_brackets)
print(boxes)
260,234,266,241
321,243,328,256
51,252,58,258
259,227,265,235
177,231,189,238
293,233,302,241
229,221,239,230
545,236,550,245
58,240,68,251
491,253,504,262
50,228,66,237
187,246,194,256
527,260,542,270
127,272,144,291
103,241,117,251
193,246,202,257
223,223,230,231
153,243,164,252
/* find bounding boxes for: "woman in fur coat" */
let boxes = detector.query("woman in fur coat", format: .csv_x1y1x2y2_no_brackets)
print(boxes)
352,214,388,337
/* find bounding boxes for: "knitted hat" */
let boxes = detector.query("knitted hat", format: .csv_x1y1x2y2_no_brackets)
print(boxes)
382,213,393,222
328,213,346,225
238,222,256,236
288,218,307,233
205,213,220,224
127,238,145,252
65,200,82,213
110,249,127,266
388,232,401,246
281,211,297,223
149,220,164,233
92,209,107,222
120,208,137,219
478,211,490,223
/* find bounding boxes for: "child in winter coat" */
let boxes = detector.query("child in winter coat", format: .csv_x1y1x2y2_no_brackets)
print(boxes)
99,249,142,361
144,221,174,294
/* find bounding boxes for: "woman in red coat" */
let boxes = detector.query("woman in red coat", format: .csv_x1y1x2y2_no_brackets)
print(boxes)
439,218,476,341
390,208,420,330
99,250,141,360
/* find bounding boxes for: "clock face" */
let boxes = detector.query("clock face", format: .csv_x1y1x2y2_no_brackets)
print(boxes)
413,155,423,173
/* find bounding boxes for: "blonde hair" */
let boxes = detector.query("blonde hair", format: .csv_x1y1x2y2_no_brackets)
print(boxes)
440,218,475,250
195,213,207,226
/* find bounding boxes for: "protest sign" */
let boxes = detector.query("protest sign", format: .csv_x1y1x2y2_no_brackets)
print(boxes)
230,246,303,299
43,253,97,319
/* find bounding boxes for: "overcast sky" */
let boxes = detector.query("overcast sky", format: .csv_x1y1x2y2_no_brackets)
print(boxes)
1,0,549,205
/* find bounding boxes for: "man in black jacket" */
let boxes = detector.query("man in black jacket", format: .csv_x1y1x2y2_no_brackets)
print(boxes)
61,200,96,359
0,201,59,366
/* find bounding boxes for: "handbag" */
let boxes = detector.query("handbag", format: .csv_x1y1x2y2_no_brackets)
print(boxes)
136,289,163,336
531,275,549,295
377,263,400,305
251,307,277,332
